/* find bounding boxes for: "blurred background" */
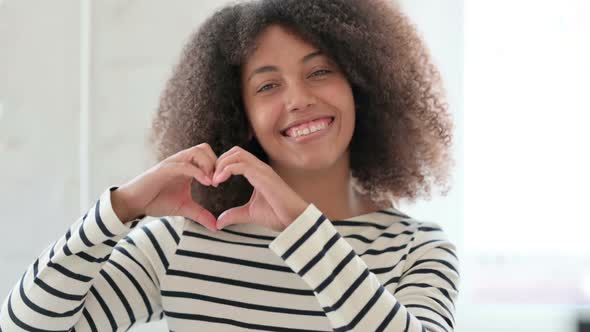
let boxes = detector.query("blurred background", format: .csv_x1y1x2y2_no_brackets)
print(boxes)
0,0,588,331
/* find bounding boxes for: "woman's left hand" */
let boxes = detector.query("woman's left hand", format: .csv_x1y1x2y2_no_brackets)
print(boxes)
211,146,309,232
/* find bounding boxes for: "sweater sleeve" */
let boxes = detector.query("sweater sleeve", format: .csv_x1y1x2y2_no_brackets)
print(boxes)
0,186,183,332
268,203,460,332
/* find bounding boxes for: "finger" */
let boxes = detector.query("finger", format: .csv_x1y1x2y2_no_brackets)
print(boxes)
195,143,219,178
216,204,250,230
216,160,281,217
189,153,215,181
179,201,218,232
170,143,216,180
218,146,261,172
188,145,217,179
218,145,242,160
163,161,212,186
215,147,241,171
215,160,269,190
211,163,243,187
213,148,257,182
214,149,240,176
212,160,246,186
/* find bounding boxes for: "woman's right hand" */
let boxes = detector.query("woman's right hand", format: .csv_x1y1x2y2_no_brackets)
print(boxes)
111,143,218,231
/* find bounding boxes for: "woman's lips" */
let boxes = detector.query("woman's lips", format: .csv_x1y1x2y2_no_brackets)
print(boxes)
281,116,334,137
282,116,335,143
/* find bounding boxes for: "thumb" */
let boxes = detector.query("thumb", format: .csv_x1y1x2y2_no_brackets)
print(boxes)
178,201,217,232
217,204,251,230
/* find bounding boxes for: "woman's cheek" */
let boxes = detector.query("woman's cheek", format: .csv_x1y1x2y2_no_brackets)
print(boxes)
321,81,354,107
251,102,282,132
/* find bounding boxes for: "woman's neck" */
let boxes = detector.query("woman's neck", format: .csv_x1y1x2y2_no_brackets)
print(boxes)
270,152,388,221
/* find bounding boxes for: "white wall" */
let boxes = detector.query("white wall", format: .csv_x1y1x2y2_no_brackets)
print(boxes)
0,0,82,307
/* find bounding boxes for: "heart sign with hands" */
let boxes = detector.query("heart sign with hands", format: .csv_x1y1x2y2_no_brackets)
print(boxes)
110,143,308,232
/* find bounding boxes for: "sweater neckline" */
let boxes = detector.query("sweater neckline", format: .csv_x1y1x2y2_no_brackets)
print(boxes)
340,206,394,221
220,206,407,237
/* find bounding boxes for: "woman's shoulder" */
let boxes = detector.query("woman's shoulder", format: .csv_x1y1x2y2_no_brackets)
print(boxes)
378,206,447,232
388,211,458,265
123,215,187,250
368,207,455,252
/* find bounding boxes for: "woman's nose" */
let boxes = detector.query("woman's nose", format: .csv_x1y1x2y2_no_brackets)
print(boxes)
284,80,317,112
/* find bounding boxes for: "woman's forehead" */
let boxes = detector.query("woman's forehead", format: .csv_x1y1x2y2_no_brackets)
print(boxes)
243,25,318,64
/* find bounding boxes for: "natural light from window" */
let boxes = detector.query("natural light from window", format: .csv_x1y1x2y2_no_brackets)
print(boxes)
464,0,589,305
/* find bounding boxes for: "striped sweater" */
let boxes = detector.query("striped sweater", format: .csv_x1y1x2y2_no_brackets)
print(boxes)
0,186,460,331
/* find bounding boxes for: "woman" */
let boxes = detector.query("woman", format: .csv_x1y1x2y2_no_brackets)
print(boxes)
0,0,458,331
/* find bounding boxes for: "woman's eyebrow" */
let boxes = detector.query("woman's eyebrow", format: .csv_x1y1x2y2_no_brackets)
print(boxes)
247,50,324,82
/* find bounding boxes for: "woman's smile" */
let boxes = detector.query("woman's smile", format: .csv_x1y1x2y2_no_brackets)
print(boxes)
281,116,335,144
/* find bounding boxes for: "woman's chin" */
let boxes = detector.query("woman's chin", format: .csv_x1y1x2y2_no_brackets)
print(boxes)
284,156,339,173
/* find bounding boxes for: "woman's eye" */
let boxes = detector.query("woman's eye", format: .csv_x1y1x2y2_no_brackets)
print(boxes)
255,70,331,94
256,83,277,93
310,69,331,77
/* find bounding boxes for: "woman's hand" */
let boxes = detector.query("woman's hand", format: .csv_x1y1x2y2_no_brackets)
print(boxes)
211,146,309,232
111,143,219,231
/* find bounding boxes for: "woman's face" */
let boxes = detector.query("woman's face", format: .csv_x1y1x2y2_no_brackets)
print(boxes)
240,24,356,172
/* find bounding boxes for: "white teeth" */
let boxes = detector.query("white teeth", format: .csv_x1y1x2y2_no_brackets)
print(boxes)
288,122,328,138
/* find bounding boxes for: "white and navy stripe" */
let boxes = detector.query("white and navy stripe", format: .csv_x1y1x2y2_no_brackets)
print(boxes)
0,186,460,331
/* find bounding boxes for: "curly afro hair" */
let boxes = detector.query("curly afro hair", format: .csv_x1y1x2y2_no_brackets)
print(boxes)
148,0,455,218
